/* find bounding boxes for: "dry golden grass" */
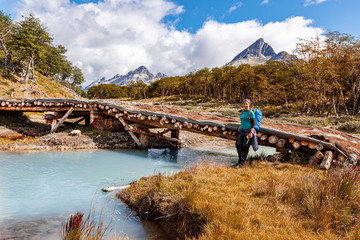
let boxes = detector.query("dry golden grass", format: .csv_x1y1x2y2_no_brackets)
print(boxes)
0,70,77,99
122,162,360,239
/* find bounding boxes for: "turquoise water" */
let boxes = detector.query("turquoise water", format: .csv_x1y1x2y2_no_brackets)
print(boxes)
0,146,275,239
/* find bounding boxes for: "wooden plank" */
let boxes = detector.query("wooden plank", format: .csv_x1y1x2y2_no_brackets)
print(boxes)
117,117,141,146
50,107,74,133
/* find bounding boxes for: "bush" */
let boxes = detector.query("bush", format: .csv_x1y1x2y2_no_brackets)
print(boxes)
337,121,360,133
279,168,360,234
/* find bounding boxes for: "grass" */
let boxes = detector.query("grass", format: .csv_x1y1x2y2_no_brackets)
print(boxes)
119,162,360,239
0,69,77,99
337,121,360,133
60,205,127,240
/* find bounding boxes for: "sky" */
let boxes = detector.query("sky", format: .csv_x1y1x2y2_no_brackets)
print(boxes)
1,0,359,86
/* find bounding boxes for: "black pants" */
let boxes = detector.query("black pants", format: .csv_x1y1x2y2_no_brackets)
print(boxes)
236,129,252,165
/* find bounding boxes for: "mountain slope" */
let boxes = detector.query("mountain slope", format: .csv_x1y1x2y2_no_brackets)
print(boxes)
0,72,80,99
85,66,166,90
228,38,291,66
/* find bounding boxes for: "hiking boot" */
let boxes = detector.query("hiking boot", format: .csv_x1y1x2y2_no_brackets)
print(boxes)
234,163,244,168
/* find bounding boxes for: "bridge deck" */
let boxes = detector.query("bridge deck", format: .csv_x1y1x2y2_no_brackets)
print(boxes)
0,98,359,165
124,103,360,155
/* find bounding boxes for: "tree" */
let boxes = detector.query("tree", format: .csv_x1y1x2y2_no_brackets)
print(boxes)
71,66,85,87
11,13,53,84
0,10,14,69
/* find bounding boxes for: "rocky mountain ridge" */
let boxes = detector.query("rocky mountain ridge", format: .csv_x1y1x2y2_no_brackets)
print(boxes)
228,38,292,66
85,66,166,90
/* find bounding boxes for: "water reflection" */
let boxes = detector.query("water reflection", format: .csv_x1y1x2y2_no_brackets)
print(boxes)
0,146,274,239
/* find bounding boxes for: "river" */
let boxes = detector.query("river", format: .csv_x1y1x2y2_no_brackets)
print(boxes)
0,146,275,239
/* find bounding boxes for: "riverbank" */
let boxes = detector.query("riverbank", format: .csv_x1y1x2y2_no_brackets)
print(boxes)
0,117,233,151
118,162,360,240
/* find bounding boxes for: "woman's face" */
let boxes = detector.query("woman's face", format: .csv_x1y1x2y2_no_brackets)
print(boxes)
243,101,250,110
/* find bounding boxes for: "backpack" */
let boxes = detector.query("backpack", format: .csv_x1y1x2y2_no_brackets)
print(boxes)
247,108,262,131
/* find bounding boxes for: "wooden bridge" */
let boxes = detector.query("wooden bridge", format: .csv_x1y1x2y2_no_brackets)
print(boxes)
0,98,359,169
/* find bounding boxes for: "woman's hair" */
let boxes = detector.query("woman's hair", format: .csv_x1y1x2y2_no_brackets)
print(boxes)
243,99,251,105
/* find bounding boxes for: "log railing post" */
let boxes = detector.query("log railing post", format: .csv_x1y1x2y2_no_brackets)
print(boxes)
51,107,74,133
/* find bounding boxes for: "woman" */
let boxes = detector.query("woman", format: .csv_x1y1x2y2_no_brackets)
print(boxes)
235,99,255,168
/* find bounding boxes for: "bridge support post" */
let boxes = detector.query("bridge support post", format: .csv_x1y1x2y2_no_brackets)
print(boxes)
85,114,91,126
171,129,180,139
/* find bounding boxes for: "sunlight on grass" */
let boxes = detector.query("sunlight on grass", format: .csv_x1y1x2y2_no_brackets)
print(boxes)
120,162,360,239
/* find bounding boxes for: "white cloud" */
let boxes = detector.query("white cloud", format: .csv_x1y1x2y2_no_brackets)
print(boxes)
188,17,323,71
228,2,243,13
12,0,324,86
261,0,269,5
304,0,327,6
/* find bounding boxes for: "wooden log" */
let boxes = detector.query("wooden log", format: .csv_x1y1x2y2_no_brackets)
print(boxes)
213,126,218,131
301,141,308,146
187,123,193,128
276,138,287,148
51,119,57,131
276,148,289,153
208,127,213,132
102,185,130,192
151,115,158,121
266,153,288,162
50,107,74,134
337,154,347,162
315,144,324,151
309,151,324,165
171,118,176,123
223,131,227,135
268,135,279,144
157,129,171,135
260,126,349,158
174,122,181,128
193,124,199,129
257,132,263,138
308,142,317,149
319,151,334,170
288,137,295,143
260,135,268,141
117,117,141,146
292,141,301,150
171,129,180,139
183,121,188,127
140,115,146,121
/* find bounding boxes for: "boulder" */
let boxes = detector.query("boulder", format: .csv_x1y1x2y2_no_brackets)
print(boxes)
69,130,81,136
0,126,23,140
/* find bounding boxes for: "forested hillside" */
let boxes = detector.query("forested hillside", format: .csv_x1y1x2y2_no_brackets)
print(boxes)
0,11,85,98
89,32,360,116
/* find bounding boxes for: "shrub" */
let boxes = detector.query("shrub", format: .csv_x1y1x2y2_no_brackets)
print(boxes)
60,209,111,240
281,168,360,234
337,121,360,133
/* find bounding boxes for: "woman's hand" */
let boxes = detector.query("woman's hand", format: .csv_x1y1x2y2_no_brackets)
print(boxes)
247,132,253,139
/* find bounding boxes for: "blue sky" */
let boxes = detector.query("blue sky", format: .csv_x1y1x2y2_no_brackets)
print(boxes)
1,0,359,85
164,0,359,36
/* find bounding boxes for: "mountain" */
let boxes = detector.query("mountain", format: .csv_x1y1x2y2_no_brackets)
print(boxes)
228,38,291,66
85,66,166,90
